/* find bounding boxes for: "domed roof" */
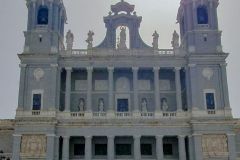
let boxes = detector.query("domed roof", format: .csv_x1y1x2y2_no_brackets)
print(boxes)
111,0,135,14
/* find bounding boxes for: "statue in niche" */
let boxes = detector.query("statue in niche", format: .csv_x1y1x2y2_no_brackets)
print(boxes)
77,98,85,112
152,30,159,50
117,26,127,50
141,98,148,112
161,98,169,111
66,30,74,51
86,30,94,49
171,30,179,49
98,98,105,112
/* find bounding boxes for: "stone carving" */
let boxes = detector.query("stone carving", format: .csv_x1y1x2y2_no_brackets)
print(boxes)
98,98,105,112
152,30,159,50
141,98,148,112
161,98,169,111
202,68,214,80
20,135,46,157
77,98,85,112
171,30,179,49
117,26,127,50
202,134,229,157
86,30,94,49
66,30,74,51
33,68,44,81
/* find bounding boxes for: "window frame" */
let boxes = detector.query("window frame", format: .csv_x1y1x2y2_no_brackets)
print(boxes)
196,5,209,25
203,89,217,110
31,89,44,111
37,6,49,25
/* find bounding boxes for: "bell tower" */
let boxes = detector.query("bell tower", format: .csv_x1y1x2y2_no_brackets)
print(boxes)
177,0,222,53
24,0,67,54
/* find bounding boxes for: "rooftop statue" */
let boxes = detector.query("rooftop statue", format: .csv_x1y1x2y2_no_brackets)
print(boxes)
171,30,180,49
117,26,127,50
152,30,159,50
86,30,94,49
66,30,74,51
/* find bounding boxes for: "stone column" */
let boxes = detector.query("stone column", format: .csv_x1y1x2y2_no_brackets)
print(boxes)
46,134,55,160
107,136,114,160
48,2,53,30
227,134,237,160
178,135,186,160
156,135,164,160
87,67,93,112
108,67,114,113
62,136,70,160
154,67,160,112
133,67,139,112
85,136,92,160
18,64,27,110
175,67,183,111
54,136,59,160
193,134,203,160
56,68,62,110
32,1,36,29
51,64,58,110
12,134,21,160
134,135,141,160
220,64,230,109
188,136,194,160
65,67,72,112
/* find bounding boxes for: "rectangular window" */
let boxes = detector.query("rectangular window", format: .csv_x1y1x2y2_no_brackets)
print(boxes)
206,93,215,110
74,144,85,156
117,99,129,112
32,94,42,110
95,144,107,156
116,144,132,156
141,144,152,156
163,144,173,155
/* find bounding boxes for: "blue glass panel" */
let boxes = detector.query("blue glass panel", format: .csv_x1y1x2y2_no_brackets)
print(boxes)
32,94,41,110
206,93,215,109
117,99,129,112
37,7,48,25
197,6,208,24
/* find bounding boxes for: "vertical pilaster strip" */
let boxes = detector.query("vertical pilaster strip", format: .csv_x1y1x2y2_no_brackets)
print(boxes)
18,64,27,110
87,67,93,112
133,67,139,112
54,136,59,160
51,64,58,110
227,134,237,160
220,64,230,109
65,67,72,112
48,2,53,30
188,136,194,160
154,67,160,112
108,136,114,160
85,136,92,160
108,67,114,112
12,134,22,160
134,135,141,160
56,67,62,110
178,135,186,160
193,134,203,160
46,134,55,160
175,67,183,111
62,136,69,160
156,135,164,160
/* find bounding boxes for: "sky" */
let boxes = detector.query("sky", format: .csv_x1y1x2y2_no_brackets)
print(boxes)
0,0,239,119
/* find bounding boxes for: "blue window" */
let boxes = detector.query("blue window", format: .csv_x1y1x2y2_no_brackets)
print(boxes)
32,94,42,110
117,99,129,112
197,6,208,24
206,93,215,109
37,7,48,25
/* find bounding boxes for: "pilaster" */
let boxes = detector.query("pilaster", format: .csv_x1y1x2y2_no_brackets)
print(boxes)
134,135,141,160
193,134,203,160
87,67,93,113
107,136,114,160
154,67,160,112
132,67,139,112
65,67,72,112
178,135,186,160
108,67,114,114
156,135,164,160
85,136,92,160
227,134,237,160
46,134,55,160
175,67,183,111
18,64,27,110
12,134,22,160
62,136,70,160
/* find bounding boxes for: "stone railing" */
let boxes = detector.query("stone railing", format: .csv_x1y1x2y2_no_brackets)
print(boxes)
162,112,177,117
0,153,12,160
115,112,132,117
62,49,175,56
207,109,216,115
70,112,85,117
93,112,107,117
140,112,155,117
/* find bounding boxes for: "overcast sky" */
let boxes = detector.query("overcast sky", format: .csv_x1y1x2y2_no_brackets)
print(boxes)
0,0,239,119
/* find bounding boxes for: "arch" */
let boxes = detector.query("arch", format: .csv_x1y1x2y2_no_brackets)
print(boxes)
37,6,49,25
197,5,209,24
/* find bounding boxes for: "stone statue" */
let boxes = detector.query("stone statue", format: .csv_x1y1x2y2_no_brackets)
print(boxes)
117,26,127,49
161,98,169,111
66,30,74,51
152,30,159,50
98,98,104,112
141,98,148,112
171,30,179,49
86,30,94,49
77,98,85,112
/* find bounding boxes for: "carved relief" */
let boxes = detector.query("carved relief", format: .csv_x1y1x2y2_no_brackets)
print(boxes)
21,135,46,157
202,134,229,157
202,68,214,80
33,68,44,81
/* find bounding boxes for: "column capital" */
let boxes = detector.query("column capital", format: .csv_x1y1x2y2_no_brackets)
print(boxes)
188,64,196,68
175,67,182,71
63,136,70,139
50,64,58,68
178,135,186,138
13,134,22,137
153,66,160,71
134,135,141,139
156,135,164,139
227,133,236,136
19,64,27,68
132,67,139,71
65,67,72,71
220,63,228,67
85,135,92,139
87,66,93,71
46,134,56,137
107,66,114,71
107,135,114,139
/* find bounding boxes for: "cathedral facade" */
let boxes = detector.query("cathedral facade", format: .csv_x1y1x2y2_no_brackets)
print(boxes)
0,0,240,160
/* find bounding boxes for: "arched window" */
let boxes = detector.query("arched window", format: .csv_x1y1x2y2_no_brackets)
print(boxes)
37,6,48,25
197,6,209,24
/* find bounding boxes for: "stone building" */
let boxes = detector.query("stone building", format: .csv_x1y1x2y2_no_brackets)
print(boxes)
0,0,240,160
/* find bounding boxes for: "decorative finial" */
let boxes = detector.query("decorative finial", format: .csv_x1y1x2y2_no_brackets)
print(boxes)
171,30,179,49
86,30,94,49
152,30,159,50
66,30,74,52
